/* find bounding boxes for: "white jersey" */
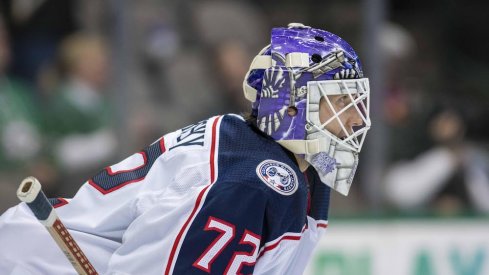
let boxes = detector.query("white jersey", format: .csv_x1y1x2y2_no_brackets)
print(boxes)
0,114,331,275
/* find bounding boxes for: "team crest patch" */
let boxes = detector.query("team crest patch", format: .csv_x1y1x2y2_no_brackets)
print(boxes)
256,160,298,195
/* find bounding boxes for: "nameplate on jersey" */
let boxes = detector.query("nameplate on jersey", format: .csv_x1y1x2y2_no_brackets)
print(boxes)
169,120,207,150
256,160,298,195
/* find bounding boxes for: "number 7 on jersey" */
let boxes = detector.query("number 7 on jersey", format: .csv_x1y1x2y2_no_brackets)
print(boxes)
193,216,261,274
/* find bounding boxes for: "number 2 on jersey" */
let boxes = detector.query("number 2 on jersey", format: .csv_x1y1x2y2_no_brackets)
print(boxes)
193,216,261,274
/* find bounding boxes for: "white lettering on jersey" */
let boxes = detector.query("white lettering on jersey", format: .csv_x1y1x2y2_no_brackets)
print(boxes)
169,120,207,150
193,217,235,272
224,229,261,275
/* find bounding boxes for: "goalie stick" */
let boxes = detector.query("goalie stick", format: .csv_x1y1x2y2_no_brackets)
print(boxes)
17,176,98,275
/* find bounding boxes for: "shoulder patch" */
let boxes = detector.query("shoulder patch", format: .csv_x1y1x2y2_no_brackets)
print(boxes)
256,160,298,195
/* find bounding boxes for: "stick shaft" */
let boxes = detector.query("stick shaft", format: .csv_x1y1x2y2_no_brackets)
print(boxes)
17,177,98,275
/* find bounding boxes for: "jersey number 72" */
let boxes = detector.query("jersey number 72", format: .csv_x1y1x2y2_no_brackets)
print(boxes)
193,216,261,274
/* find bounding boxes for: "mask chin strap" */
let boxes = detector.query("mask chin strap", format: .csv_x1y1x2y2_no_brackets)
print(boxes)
277,138,328,155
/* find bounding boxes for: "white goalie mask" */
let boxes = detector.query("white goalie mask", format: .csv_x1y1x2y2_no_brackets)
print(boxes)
305,79,370,195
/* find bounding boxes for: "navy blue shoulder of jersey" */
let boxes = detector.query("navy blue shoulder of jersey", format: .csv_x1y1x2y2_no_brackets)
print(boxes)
173,115,309,274
207,114,308,236
214,114,308,231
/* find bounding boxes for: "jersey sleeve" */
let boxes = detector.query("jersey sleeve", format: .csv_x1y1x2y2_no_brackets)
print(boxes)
57,136,167,239
0,136,168,274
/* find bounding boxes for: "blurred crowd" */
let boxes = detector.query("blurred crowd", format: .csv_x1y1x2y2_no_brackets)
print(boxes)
0,0,488,217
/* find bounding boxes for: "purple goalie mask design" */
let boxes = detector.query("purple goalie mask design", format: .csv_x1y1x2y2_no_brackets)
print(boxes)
243,23,371,196
246,25,365,142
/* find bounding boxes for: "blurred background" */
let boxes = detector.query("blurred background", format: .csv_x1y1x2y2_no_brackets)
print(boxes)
0,0,488,274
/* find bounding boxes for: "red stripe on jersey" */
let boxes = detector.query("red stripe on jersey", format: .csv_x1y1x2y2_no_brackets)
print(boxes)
209,116,220,183
52,198,69,208
165,116,221,275
317,222,328,229
88,177,146,194
165,184,211,274
302,220,328,230
159,137,166,153
258,234,302,258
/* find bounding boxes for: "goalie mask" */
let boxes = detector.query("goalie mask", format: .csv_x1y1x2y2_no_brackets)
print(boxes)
243,23,371,196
